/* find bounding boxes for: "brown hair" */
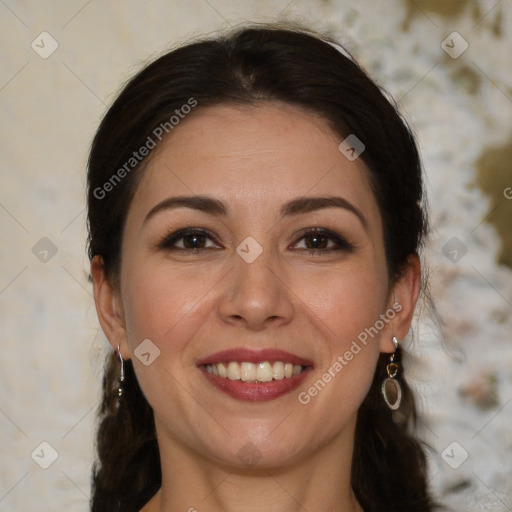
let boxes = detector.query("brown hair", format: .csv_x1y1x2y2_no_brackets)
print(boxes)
87,23,440,512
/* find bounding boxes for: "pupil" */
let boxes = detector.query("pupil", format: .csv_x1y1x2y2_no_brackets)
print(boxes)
308,235,326,249
185,234,204,249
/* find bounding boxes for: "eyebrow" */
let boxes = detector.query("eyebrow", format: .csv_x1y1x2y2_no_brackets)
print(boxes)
143,194,367,230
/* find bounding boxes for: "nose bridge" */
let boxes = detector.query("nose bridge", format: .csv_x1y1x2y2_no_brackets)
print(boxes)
219,235,293,328
233,236,279,304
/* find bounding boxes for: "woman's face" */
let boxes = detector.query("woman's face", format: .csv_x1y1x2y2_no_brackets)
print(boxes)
100,103,415,469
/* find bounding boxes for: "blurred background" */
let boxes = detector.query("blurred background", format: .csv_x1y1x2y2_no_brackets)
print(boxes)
1,1,511,511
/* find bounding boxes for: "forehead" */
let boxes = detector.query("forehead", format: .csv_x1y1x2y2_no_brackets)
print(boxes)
128,103,380,225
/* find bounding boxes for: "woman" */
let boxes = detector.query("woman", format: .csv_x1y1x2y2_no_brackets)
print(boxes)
87,24,439,512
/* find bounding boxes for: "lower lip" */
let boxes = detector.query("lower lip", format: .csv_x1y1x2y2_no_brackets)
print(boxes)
200,366,311,402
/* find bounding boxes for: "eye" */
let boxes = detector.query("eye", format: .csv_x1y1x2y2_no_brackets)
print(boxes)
291,228,355,255
158,228,220,251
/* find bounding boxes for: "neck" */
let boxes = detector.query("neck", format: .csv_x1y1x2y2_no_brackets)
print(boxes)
142,417,363,512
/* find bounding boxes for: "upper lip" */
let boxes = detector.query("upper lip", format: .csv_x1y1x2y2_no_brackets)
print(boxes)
197,348,313,367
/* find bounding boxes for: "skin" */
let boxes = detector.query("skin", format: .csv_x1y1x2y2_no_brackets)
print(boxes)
91,103,421,512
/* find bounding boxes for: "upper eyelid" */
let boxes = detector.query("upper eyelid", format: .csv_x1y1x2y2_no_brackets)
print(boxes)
158,227,218,247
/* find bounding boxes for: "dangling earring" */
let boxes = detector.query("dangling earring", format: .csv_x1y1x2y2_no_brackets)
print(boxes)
116,344,125,402
381,336,402,410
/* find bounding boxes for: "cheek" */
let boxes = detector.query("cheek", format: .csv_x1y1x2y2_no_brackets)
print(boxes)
119,264,210,415
122,270,205,352
120,259,224,378
293,263,387,413
298,261,389,347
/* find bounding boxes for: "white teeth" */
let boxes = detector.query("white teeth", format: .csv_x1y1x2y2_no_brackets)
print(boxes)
205,361,305,381
273,361,285,380
227,361,240,380
240,362,256,382
256,362,273,382
218,362,227,378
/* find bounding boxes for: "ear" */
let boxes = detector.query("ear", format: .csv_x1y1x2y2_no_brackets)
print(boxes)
90,255,131,360
379,253,421,353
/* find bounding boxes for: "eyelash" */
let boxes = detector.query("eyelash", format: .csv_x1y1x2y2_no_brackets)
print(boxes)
157,227,355,256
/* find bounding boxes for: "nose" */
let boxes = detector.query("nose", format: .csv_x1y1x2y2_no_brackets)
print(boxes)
217,242,294,331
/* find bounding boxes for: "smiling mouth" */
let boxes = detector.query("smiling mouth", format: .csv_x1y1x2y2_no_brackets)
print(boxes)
197,348,313,401
203,361,307,382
